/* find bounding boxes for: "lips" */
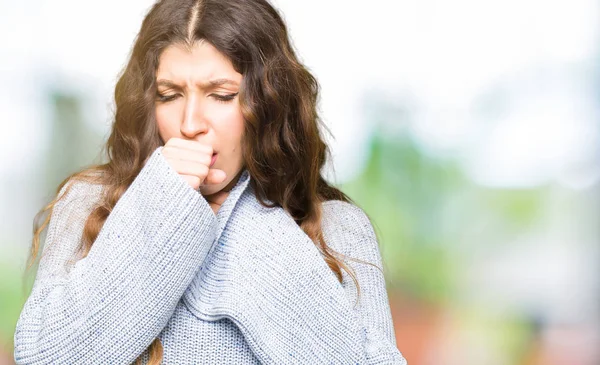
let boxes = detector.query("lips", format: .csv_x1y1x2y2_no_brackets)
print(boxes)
210,153,217,167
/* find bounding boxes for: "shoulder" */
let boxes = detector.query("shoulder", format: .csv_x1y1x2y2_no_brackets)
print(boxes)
321,200,375,235
57,177,104,202
320,200,379,257
52,177,105,218
41,178,106,266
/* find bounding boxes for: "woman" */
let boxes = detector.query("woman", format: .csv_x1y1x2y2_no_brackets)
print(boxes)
14,0,407,364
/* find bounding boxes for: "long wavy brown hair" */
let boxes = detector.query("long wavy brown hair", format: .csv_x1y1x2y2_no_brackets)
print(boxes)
26,0,381,363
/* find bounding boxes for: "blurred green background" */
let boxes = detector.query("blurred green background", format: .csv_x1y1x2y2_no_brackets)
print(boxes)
1,0,599,364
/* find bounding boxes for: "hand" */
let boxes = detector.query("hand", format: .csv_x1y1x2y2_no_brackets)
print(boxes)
161,137,227,190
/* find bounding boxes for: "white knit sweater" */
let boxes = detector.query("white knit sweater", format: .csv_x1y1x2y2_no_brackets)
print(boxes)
13,146,408,364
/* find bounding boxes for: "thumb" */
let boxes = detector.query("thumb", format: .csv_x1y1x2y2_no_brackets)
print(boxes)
204,169,227,185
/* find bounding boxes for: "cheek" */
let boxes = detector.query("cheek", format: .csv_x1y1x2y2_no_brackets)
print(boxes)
214,105,245,142
155,106,179,140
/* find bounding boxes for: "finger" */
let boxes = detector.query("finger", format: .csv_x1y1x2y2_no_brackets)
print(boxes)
166,138,213,155
203,169,227,185
181,174,201,190
163,146,212,166
168,159,209,178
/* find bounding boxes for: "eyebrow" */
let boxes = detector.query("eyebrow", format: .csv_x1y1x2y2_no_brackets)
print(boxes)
156,78,239,90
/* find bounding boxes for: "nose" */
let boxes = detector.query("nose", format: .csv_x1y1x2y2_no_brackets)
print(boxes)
180,92,209,138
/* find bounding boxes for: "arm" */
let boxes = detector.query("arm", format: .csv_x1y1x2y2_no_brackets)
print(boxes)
14,146,218,365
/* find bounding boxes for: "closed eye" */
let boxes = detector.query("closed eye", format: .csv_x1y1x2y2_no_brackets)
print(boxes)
156,92,238,103
156,93,180,103
211,93,239,103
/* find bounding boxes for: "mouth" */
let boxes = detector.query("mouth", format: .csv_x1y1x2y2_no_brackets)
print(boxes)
210,153,218,168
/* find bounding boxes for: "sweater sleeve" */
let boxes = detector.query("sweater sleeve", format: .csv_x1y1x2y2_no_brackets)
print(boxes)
13,146,218,365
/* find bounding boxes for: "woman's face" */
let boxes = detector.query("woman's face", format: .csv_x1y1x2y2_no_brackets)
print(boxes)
155,40,245,197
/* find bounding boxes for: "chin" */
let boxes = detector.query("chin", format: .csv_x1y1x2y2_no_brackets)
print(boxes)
198,184,220,196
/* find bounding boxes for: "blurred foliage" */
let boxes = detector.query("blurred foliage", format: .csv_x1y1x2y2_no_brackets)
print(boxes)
0,259,22,353
342,131,463,304
341,124,548,307
44,91,105,193
339,124,554,364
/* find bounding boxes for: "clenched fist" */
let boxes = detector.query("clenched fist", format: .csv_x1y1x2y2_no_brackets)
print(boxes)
161,137,227,190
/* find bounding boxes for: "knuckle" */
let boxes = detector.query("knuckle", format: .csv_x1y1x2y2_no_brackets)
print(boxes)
165,137,178,147
198,143,212,155
200,154,211,166
199,164,209,176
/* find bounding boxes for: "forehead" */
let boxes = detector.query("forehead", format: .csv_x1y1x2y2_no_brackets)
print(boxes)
156,40,241,83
